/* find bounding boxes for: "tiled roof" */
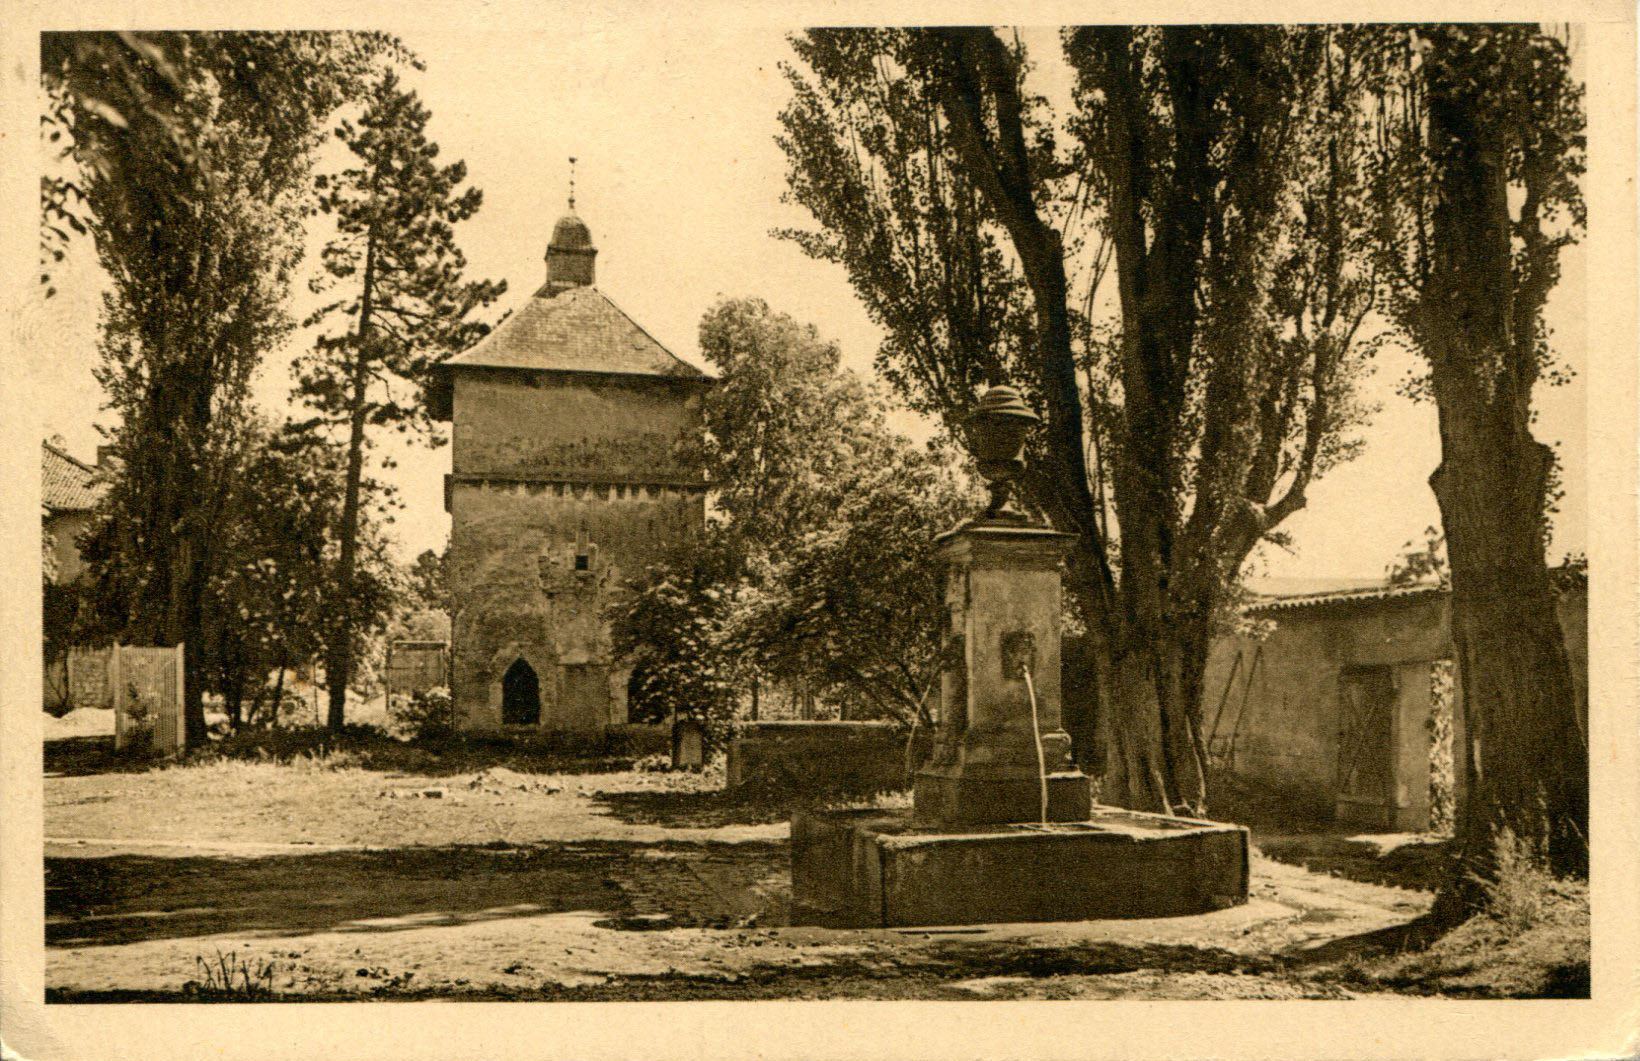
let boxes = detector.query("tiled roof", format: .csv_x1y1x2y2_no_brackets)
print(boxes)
42,441,103,513
442,285,708,380
1244,581,1445,613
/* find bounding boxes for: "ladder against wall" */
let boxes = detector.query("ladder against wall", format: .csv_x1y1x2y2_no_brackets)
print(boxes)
111,643,185,757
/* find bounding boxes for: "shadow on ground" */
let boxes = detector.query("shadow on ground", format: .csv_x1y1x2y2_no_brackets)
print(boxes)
590,788,802,829
1254,834,1452,892
45,938,1323,1004
43,737,154,778
44,732,661,780
47,839,788,948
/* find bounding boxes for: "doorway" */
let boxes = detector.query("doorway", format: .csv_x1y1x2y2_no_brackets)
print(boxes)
501,658,541,725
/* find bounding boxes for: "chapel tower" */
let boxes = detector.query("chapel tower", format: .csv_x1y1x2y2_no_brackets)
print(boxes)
431,200,709,732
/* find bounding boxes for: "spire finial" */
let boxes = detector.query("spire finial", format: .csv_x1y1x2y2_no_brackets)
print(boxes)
568,156,577,211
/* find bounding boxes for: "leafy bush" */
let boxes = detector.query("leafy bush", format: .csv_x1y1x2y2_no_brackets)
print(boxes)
1478,825,1561,934
388,686,455,742
195,722,389,765
120,684,159,758
608,538,744,752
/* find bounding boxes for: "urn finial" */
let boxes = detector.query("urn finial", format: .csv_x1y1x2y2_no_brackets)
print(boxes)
964,385,1038,521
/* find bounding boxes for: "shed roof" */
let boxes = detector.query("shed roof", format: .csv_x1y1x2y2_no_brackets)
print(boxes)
42,441,103,513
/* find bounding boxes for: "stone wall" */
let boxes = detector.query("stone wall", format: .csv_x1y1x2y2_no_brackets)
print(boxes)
449,479,704,732
726,721,927,795
452,370,703,483
1199,584,1589,829
45,511,93,585
447,369,705,734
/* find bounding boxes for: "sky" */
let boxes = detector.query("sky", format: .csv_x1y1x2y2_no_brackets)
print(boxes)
33,24,1587,584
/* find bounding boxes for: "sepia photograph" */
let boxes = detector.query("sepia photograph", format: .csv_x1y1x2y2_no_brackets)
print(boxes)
3,4,1636,1060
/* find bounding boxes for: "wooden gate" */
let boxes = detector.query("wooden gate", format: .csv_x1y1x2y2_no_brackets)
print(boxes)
1336,666,1396,819
112,644,185,756
386,641,449,700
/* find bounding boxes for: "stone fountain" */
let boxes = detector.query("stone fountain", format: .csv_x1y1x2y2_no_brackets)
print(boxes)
789,385,1249,928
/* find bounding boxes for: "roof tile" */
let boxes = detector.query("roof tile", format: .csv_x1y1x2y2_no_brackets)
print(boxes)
42,441,103,512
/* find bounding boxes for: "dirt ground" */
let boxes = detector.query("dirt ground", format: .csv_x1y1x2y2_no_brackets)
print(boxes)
40,723,1583,1002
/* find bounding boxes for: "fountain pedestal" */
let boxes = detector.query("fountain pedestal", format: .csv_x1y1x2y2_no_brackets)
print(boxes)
788,386,1248,928
912,521,1091,825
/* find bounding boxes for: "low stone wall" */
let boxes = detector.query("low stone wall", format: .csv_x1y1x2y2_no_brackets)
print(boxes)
725,721,925,795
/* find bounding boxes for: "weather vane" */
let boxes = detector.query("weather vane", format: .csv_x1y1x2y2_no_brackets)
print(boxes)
568,156,577,211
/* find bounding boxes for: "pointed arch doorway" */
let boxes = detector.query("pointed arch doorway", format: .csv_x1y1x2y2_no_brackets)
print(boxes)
501,658,541,726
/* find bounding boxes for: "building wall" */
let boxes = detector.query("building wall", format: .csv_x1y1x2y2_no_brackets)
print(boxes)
452,370,703,483
45,511,93,585
447,371,705,733
1201,585,1589,828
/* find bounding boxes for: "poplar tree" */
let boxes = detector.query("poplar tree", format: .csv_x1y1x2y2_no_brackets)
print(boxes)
297,69,505,729
48,31,400,747
778,28,1378,813
1361,24,1588,911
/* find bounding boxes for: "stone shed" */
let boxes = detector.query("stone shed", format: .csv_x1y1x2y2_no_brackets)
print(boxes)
431,206,710,734
1201,575,1588,831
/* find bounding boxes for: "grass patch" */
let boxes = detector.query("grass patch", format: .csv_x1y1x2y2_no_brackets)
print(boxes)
1316,828,1590,998
176,723,670,777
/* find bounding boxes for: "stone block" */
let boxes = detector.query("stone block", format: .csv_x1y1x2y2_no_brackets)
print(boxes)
912,768,1092,825
790,806,1249,928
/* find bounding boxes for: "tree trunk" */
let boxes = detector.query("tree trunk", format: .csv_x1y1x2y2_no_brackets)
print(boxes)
326,385,369,730
1429,436,1588,916
225,676,243,731
270,665,287,731
1421,39,1589,919
326,235,377,731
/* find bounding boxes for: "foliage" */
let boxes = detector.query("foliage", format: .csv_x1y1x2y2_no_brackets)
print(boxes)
296,68,504,729
49,31,406,748
198,420,404,727
1387,525,1450,588
778,28,1381,813
388,686,455,743
119,684,158,758
609,538,744,749
406,548,449,613
1428,659,1456,835
1473,825,1562,935
185,950,277,1000
610,298,976,737
731,437,969,721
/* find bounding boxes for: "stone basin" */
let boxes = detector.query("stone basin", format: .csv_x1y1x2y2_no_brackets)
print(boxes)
790,804,1249,928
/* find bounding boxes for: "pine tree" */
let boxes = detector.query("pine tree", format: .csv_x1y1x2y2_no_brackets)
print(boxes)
297,69,505,729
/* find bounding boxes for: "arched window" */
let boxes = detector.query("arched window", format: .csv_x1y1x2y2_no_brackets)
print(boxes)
501,658,541,726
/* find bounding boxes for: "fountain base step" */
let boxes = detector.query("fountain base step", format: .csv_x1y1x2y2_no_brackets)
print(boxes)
789,805,1249,928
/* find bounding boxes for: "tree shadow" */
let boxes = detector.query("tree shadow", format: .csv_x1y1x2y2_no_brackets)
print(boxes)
1254,833,1453,892
44,736,159,778
46,839,788,948
44,729,668,780
590,788,800,829
1279,912,1450,970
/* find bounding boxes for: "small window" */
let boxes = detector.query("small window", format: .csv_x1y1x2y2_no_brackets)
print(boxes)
574,553,590,572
